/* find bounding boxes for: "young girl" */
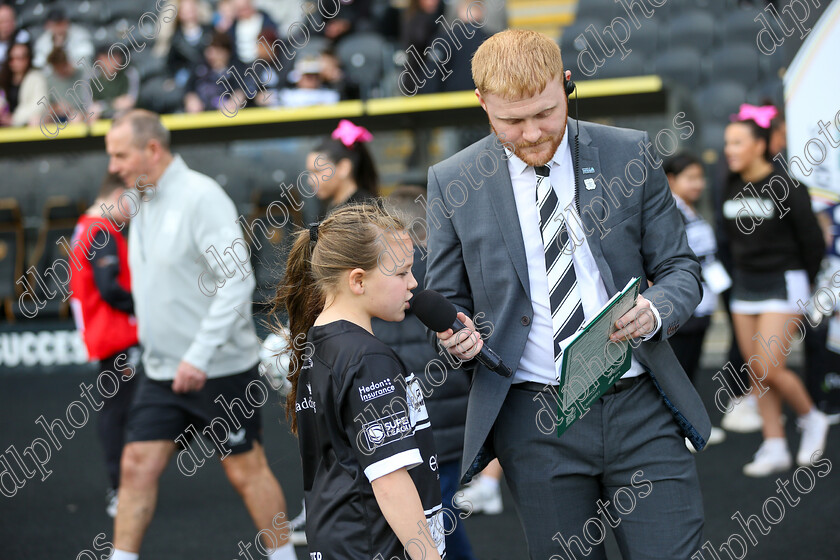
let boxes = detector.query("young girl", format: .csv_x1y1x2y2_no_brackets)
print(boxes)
721,104,829,476
306,120,379,216
274,203,446,560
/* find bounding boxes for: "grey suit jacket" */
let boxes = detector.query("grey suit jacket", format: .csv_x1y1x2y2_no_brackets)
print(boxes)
424,120,712,483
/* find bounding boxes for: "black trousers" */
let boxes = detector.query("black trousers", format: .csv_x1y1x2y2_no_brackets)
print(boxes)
98,347,140,489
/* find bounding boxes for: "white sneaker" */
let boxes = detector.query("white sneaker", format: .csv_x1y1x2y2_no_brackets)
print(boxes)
106,488,118,518
289,500,306,546
454,478,503,515
743,440,792,477
797,410,830,466
708,426,726,446
721,394,763,433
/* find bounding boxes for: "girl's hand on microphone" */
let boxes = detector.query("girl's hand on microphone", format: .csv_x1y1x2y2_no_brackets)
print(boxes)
436,312,484,360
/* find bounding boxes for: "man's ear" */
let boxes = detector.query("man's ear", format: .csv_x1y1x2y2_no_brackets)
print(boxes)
476,89,487,113
348,268,366,295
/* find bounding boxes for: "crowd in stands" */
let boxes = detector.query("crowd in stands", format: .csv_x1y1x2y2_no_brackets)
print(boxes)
0,0,491,128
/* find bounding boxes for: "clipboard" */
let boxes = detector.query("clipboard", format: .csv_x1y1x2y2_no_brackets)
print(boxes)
553,277,641,437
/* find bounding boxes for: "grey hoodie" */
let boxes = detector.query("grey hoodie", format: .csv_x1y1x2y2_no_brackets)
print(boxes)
128,155,259,380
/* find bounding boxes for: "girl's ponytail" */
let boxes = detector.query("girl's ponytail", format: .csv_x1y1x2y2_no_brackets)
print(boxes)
272,229,323,434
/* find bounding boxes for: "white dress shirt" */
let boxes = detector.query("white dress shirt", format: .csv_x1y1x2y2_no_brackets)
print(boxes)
507,131,660,385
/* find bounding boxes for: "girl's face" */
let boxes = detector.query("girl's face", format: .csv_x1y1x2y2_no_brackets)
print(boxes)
724,122,766,174
307,152,348,201
363,232,418,322
668,163,706,205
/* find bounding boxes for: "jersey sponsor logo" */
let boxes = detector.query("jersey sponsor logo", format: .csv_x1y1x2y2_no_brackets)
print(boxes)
296,396,317,413
361,411,411,449
406,375,429,427
429,454,438,471
228,428,246,445
358,377,396,402
309,553,322,560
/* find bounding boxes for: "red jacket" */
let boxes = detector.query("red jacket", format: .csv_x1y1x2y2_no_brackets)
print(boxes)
69,215,138,361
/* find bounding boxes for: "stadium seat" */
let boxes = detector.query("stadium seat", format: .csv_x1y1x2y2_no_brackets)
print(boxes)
17,2,47,30
759,47,785,80
20,197,82,320
594,54,647,79
132,50,168,81
722,8,763,40
698,121,727,153
106,0,150,26
709,43,760,87
66,0,109,26
652,47,704,89
665,11,717,52
692,81,748,121
336,32,388,100
559,18,604,69
627,18,659,56
699,0,736,14
0,199,25,322
664,0,696,14
576,0,623,21
749,79,784,108
247,191,300,312
136,75,183,115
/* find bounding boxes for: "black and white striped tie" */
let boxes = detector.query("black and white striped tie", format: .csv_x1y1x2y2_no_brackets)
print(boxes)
535,165,584,373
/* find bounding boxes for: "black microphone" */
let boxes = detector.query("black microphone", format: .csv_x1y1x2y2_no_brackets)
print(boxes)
412,290,512,378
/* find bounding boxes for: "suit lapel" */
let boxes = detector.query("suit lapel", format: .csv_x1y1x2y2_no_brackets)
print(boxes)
572,120,617,294
486,140,531,299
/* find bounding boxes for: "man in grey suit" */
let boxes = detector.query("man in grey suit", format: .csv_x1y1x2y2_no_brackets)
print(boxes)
425,30,711,559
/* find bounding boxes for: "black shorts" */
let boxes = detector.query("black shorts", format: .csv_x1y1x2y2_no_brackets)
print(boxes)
125,363,264,456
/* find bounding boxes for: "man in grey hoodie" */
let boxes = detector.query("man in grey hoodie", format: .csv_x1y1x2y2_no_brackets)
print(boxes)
105,110,296,560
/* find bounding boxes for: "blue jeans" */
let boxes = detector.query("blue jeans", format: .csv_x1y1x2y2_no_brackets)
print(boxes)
439,459,478,560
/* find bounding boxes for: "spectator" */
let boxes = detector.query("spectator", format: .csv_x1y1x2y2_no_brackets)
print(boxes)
32,7,93,68
426,0,488,93
664,152,728,448
306,119,378,217
213,0,237,33
0,3,30,67
45,47,87,122
277,57,340,108
721,104,830,476
229,0,277,64
89,46,139,120
166,0,214,87
250,28,287,106
0,41,47,127
401,0,443,92
318,50,351,99
183,32,245,113
326,0,373,42
68,172,140,518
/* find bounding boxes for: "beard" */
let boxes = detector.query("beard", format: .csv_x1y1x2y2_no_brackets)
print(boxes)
491,113,568,167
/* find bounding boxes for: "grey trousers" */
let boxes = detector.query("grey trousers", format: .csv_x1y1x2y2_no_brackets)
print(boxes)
493,375,704,560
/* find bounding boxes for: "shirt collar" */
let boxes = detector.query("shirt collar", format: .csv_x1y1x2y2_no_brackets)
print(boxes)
505,129,570,177
157,154,186,188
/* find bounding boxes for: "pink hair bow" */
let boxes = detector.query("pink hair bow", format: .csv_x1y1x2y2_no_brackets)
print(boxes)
732,104,778,129
331,119,373,148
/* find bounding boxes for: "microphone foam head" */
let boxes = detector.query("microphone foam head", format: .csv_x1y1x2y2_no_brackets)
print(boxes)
411,290,457,332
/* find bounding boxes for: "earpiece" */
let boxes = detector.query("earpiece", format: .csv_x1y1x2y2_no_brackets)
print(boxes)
563,76,576,97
